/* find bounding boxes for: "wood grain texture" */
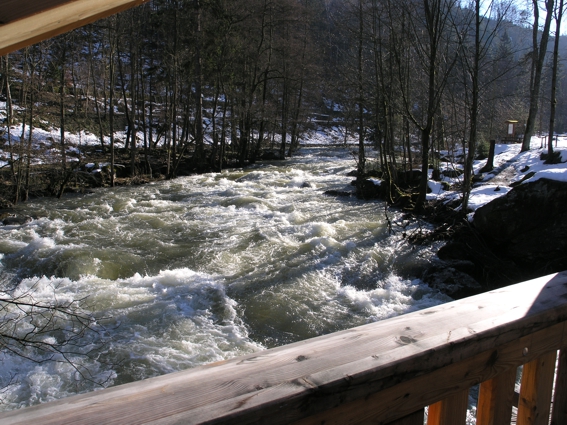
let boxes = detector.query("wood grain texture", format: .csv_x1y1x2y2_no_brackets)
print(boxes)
476,367,517,425
427,389,469,425
0,0,149,56
0,272,566,425
517,351,557,425
295,324,565,425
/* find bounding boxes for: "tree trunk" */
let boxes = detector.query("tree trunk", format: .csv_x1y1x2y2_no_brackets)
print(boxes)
4,56,13,127
129,35,138,178
193,0,205,166
59,49,68,173
108,20,116,187
481,140,496,172
24,51,40,202
355,0,366,195
210,80,220,167
462,0,481,213
138,42,151,176
219,87,229,171
4,55,16,181
280,79,288,160
89,36,106,153
288,22,307,158
547,0,564,158
118,47,132,150
522,0,554,152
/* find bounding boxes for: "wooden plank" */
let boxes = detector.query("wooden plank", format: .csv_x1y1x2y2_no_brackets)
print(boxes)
517,351,557,425
387,410,424,425
427,389,469,425
551,348,567,424
476,367,517,425
0,272,566,425
0,0,150,56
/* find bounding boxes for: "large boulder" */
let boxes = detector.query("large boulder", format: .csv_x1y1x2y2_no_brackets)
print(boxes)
473,178,567,274
437,178,567,290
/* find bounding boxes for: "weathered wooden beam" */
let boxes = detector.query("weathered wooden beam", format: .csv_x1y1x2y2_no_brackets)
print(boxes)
0,0,149,57
0,272,566,425
295,323,565,425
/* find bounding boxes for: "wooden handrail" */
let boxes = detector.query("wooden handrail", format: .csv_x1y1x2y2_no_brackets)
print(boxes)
0,0,149,57
1,271,567,424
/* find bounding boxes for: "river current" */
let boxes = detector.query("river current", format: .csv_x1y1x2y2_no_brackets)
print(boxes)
0,147,450,411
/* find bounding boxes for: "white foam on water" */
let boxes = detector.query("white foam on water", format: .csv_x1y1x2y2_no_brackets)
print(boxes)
306,222,337,238
335,274,449,321
0,269,262,411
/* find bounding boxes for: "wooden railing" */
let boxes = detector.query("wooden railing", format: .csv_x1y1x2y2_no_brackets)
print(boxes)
1,271,567,425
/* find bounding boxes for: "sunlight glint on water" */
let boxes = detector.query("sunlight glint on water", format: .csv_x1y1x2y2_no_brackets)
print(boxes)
0,148,449,412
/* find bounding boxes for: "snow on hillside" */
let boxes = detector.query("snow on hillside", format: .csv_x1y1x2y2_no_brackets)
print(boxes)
422,135,567,214
1,100,567,216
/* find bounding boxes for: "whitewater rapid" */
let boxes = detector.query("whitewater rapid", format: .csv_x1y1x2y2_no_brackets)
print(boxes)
0,147,449,411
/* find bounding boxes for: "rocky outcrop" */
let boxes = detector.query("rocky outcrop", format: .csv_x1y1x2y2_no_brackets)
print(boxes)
421,260,482,299
436,178,567,292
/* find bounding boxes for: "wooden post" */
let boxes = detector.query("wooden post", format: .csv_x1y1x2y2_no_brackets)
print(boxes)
427,389,469,425
551,348,567,425
476,367,517,425
517,351,557,425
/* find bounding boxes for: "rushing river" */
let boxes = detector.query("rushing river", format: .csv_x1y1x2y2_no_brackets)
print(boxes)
0,147,450,411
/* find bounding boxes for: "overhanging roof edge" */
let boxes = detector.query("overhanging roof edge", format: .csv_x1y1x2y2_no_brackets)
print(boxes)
0,0,149,57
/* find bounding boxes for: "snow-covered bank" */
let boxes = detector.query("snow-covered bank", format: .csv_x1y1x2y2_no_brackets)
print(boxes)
426,136,567,296
425,135,567,215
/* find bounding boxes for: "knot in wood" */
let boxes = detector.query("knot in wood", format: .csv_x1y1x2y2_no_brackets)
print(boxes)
396,335,418,345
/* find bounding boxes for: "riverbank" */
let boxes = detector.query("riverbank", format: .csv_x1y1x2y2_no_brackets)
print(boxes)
405,136,567,297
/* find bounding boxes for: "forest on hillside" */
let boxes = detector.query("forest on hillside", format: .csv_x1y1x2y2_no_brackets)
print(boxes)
0,0,565,211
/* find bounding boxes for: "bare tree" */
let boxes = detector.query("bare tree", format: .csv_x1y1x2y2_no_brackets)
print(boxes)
355,0,367,193
108,17,118,187
395,0,460,211
546,0,564,159
460,0,513,212
193,0,205,166
522,0,555,152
